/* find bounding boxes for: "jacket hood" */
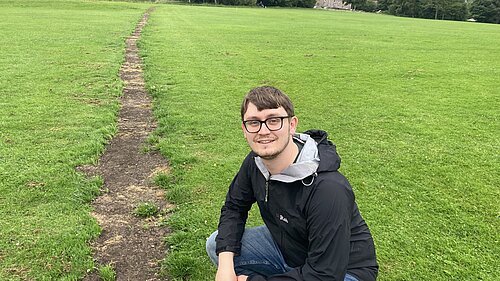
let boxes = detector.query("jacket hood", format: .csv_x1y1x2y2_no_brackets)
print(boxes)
255,129,341,183
303,129,341,173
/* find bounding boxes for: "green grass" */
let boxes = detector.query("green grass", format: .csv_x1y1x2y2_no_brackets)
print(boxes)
0,0,150,279
98,264,117,281
139,5,500,281
133,202,160,218
1,1,498,280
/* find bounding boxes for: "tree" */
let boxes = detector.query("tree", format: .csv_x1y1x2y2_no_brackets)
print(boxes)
471,0,500,23
262,0,314,7
381,0,467,20
419,0,467,20
219,0,257,5
297,0,317,7
445,0,468,20
421,0,448,19
377,0,392,10
388,0,421,17
359,0,379,11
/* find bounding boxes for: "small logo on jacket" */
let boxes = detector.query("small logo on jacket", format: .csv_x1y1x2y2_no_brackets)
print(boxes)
279,214,289,224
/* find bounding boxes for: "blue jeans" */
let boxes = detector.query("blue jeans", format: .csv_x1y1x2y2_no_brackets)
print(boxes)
206,225,359,281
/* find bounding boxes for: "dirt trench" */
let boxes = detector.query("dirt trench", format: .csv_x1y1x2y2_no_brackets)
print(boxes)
79,7,171,281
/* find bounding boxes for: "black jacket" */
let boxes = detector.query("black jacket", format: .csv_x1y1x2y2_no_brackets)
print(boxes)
216,130,378,281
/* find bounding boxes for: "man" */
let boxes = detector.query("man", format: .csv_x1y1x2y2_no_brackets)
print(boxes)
206,86,378,281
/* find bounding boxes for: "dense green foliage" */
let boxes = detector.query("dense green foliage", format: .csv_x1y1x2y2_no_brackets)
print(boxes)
371,0,468,21
361,0,498,23
179,0,500,22
470,0,500,23
262,0,317,7
218,0,258,6
183,0,316,8
140,4,500,281
0,0,148,279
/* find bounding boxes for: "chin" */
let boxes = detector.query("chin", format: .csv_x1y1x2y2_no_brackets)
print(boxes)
253,148,280,160
257,153,278,160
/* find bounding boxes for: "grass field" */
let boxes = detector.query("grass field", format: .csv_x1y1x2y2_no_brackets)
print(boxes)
0,0,149,279
0,1,498,280
139,5,500,281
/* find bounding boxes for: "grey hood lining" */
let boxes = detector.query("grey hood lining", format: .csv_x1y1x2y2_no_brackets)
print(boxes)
255,133,320,183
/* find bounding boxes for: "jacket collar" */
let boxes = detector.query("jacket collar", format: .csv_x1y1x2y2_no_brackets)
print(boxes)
255,133,320,183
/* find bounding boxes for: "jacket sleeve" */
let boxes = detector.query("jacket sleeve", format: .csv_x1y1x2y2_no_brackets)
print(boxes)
248,174,354,281
215,154,256,256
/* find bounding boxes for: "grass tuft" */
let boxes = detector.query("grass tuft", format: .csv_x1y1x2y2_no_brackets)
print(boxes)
98,263,116,281
133,202,160,218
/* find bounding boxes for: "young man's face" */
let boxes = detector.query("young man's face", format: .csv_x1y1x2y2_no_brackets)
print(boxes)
242,102,297,160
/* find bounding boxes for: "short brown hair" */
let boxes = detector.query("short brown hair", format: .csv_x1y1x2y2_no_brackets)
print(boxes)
241,86,295,120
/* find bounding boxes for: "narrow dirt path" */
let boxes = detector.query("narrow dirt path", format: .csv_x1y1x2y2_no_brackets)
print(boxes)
80,7,171,281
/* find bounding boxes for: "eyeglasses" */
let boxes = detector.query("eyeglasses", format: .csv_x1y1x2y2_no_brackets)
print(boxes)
243,116,291,133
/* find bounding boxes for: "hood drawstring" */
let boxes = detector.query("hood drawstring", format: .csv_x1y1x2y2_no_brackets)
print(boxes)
302,172,317,187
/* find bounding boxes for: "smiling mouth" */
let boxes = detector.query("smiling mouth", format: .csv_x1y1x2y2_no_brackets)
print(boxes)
256,139,275,144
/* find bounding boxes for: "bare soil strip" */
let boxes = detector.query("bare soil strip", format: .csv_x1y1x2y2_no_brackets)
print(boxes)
80,7,171,281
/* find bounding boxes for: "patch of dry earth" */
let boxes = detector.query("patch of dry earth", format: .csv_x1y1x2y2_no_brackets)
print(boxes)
80,7,171,281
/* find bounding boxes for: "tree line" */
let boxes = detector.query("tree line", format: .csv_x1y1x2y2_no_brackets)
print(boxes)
354,0,500,23
182,0,500,23
185,0,316,7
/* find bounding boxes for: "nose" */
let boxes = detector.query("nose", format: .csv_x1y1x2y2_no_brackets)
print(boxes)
258,122,271,134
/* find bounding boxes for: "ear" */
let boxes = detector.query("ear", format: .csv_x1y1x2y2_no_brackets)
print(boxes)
289,116,298,135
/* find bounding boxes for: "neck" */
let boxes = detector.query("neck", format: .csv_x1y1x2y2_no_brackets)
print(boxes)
262,139,299,175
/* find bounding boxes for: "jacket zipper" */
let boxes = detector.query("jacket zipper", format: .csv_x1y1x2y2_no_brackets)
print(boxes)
265,177,270,203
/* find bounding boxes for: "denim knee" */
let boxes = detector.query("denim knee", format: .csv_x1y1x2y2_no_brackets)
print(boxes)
206,230,218,266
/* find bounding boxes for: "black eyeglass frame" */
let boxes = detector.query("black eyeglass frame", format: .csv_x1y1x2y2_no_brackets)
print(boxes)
242,116,291,133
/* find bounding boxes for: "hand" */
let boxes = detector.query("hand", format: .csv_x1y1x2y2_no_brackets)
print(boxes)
216,252,237,281
237,275,248,281
215,267,237,281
